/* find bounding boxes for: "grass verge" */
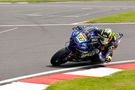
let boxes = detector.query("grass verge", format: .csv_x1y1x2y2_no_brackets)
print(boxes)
86,11,135,24
0,0,135,3
45,70,135,90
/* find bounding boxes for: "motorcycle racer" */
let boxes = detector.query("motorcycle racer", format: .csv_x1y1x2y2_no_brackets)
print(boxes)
68,25,123,63
97,28,123,62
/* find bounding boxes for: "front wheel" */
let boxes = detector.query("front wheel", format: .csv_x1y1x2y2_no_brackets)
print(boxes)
50,48,70,66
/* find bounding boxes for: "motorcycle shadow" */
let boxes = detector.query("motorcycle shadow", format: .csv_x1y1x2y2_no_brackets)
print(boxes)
47,61,105,69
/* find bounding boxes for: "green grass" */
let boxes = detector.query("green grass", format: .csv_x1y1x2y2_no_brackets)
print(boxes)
86,11,135,23
46,70,135,90
0,0,135,3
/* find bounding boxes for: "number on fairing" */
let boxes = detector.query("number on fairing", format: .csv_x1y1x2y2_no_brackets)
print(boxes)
76,33,87,43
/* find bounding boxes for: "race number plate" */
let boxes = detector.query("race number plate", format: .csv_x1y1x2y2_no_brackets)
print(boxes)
76,33,87,43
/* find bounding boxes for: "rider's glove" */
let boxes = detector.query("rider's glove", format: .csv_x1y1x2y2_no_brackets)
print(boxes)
95,49,99,54
105,56,112,62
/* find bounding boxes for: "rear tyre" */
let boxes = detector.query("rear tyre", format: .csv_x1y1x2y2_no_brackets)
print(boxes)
50,48,70,66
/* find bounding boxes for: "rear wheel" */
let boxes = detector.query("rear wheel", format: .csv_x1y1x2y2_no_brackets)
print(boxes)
50,48,70,66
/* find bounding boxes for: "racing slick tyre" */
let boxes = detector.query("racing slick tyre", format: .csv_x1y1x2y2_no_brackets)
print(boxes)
51,48,70,66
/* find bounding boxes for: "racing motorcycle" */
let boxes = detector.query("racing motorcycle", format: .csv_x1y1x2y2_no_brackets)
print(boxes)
50,25,123,66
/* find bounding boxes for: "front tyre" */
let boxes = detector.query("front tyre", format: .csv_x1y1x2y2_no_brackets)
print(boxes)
50,48,70,66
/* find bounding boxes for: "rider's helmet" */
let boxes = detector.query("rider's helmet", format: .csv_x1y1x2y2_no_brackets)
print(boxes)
98,28,113,45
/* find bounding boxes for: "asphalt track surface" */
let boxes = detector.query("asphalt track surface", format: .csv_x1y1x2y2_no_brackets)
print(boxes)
0,1,135,81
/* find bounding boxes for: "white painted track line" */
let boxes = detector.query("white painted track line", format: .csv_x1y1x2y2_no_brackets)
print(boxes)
103,59,135,65
0,2,29,4
72,22,135,25
0,24,74,27
0,64,97,84
0,27,18,34
0,23,135,27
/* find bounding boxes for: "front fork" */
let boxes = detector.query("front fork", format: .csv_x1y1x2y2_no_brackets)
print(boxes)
63,47,74,61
